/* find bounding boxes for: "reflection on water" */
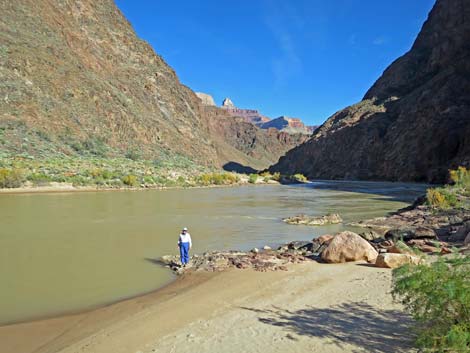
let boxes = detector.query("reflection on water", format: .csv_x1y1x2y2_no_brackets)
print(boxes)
0,181,426,325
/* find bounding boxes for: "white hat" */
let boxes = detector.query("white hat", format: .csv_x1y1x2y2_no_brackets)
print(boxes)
182,227,188,231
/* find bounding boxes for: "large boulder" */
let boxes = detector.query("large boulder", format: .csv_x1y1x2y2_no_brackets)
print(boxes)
321,231,378,263
375,253,421,269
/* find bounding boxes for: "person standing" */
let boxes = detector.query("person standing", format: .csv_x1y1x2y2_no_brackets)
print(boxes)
178,227,192,266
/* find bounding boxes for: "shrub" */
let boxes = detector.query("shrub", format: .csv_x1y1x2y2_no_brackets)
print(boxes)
449,166,470,188
125,149,141,161
272,172,281,181
248,174,258,184
143,176,155,184
0,168,25,188
293,173,308,183
426,188,459,209
196,172,240,186
393,256,470,352
27,172,53,186
121,174,138,186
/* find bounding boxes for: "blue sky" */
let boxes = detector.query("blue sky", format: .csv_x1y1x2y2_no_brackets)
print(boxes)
115,0,435,125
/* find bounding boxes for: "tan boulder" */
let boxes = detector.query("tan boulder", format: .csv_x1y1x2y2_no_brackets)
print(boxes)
321,231,378,263
375,253,421,269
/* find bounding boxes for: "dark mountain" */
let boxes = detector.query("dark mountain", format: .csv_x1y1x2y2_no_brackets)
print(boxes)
271,0,470,183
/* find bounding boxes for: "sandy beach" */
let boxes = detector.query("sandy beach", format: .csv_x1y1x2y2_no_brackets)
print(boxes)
0,261,416,353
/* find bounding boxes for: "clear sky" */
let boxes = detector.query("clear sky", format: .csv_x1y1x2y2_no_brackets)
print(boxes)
115,0,435,125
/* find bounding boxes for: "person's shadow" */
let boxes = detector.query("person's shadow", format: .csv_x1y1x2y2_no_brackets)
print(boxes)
241,301,415,353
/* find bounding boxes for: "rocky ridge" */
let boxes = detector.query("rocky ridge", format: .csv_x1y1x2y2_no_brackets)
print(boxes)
271,0,470,183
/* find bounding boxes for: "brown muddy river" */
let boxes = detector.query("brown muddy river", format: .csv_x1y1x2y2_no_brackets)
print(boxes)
0,181,426,325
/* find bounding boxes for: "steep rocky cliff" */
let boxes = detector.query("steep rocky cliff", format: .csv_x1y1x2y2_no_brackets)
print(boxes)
0,0,299,171
271,0,470,183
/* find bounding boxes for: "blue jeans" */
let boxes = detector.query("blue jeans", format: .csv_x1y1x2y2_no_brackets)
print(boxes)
179,242,190,264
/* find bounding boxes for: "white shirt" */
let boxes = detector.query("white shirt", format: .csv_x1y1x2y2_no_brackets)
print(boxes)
178,232,192,248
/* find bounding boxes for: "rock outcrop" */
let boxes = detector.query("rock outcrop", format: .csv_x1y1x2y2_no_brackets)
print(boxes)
321,231,379,263
261,116,316,135
221,98,235,108
271,0,470,183
195,92,216,106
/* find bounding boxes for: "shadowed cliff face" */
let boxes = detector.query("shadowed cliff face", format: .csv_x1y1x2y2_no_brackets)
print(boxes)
271,0,470,183
0,0,300,170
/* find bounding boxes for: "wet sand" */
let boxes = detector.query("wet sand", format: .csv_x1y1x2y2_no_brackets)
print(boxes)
0,261,416,353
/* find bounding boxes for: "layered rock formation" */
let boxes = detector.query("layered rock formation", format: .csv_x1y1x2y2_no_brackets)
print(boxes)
271,0,470,183
260,116,316,134
203,106,309,170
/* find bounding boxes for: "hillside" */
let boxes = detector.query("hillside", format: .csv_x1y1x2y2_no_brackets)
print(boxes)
0,0,299,172
271,0,470,183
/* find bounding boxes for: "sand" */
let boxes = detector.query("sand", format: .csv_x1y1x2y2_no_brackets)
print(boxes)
0,261,416,353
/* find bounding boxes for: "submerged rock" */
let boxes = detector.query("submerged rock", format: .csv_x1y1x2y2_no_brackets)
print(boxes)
283,213,342,226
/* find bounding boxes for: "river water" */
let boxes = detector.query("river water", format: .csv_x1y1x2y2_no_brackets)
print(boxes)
0,181,426,325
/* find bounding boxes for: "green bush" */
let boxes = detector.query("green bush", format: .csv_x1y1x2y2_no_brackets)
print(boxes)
293,173,308,183
427,188,459,209
143,176,155,184
393,256,470,352
449,166,470,188
272,172,281,182
121,174,138,186
0,168,25,188
248,174,258,184
27,172,53,186
196,172,240,186
125,149,141,161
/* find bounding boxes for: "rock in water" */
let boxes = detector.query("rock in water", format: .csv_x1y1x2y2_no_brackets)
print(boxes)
283,213,342,226
321,231,378,263
375,253,421,269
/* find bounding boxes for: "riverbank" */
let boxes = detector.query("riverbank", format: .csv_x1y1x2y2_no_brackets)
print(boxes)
0,261,416,353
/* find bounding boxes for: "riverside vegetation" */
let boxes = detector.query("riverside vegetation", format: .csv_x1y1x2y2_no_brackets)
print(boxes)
391,167,470,352
0,156,306,189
